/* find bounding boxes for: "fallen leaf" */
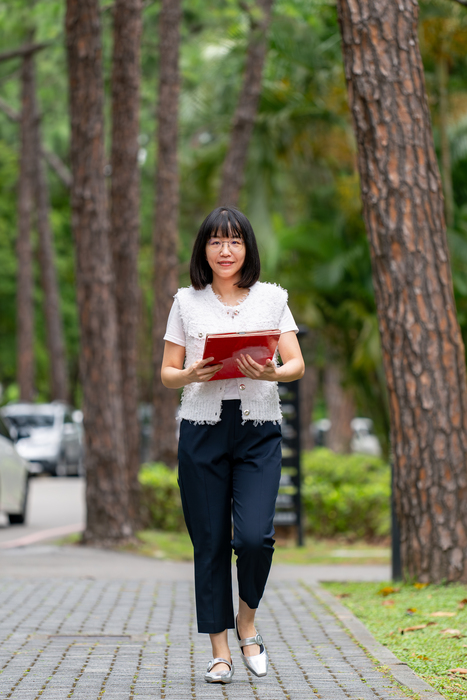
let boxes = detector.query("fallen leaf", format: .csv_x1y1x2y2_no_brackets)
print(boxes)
449,668,467,675
459,599,467,609
442,628,463,638
413,582,429,589
411,653,432,660
335,593,350,599
430,611,456,617
399,623,435,633
378,586,400,596
382,599,395,606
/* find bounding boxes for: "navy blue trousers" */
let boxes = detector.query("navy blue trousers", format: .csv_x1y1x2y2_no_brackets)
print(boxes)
178,400,282,634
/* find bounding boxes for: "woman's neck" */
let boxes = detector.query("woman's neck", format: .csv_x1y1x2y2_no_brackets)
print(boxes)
211,277,248,305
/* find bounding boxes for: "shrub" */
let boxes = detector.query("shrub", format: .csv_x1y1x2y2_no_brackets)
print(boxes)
138,462,185,532
301,448,391,540
139,450,391,541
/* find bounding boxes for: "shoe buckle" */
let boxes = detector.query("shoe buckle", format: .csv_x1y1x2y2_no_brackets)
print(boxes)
255,634,263,645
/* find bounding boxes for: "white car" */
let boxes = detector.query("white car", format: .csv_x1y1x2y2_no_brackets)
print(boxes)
1,402,84,477
312,417,382,457
0,413,29,524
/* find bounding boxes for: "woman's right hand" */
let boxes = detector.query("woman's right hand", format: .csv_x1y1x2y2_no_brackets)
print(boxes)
184,357,223,384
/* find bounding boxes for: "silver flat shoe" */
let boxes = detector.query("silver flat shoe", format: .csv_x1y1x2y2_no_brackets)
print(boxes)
204,657,234,684
235,616,269,677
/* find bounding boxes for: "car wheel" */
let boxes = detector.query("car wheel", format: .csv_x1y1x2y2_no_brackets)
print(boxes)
55,451,68,477
8,474,29,525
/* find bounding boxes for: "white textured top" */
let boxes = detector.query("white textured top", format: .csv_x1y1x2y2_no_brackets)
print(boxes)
165,281,298,425
164,289,298,399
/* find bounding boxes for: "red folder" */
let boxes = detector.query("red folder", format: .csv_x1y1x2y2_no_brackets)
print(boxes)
202,329,281,381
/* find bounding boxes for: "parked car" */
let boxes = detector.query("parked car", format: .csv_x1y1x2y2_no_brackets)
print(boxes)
312,417,382,457
0,413,29,524
1,402,84,477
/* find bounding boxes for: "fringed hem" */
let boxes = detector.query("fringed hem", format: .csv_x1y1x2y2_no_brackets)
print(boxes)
241,418,282,427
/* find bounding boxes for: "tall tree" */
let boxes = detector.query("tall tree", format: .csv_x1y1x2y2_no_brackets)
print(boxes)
16,52,35,402
151,0,182,467
337,0,467,581
31,58,69,402
66,0,132,543
218,0,274,207
110,0,143,524
324,363,355,454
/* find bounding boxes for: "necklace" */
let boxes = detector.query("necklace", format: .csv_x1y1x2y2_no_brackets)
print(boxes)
211,284,249,308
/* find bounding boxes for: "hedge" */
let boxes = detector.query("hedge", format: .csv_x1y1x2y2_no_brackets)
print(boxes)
301,448,391,540
138,462,184,532
139,448,391,540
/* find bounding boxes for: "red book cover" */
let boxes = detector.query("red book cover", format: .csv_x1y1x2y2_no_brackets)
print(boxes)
202,330,281,381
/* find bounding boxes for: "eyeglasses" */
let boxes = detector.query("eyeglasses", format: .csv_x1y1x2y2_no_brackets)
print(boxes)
207,238,244,251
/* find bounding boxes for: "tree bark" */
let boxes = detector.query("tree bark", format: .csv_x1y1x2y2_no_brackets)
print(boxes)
151,0,181,467
30,59,69,402
324,363,355,453
16,54,35,403
218,0,274,207
110,0,143,524
0,96,72,188
337,0,467,581
66,0,132,543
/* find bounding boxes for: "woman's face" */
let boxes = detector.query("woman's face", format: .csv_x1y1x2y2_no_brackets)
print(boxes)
205,229,246,285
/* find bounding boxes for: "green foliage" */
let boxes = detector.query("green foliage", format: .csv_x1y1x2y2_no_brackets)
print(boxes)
138,462,184,532
139,451,391,541
301,448,391,540
0,0,467,437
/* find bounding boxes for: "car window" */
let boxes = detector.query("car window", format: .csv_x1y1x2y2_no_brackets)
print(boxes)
64,411,73,424
0,416,11,440
6,414,55,429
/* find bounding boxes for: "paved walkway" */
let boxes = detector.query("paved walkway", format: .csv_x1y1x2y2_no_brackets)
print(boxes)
0,548,443,700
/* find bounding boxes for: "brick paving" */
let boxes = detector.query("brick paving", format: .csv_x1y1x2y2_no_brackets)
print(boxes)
0,578,419,700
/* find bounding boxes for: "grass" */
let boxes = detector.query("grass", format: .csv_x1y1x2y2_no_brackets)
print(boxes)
115,529,390,565
322,580,467,700
54,529,390,564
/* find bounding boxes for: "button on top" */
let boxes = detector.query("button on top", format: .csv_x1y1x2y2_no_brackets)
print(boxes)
243,409,250,416
239,384,245,390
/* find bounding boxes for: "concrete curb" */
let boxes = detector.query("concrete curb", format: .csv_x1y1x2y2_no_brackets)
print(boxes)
313,584,445,700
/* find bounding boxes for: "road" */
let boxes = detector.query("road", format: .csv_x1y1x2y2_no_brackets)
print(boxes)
0,475,85,547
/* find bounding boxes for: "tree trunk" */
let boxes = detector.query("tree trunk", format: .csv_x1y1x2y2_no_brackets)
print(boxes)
337,0,467,581
16,54,35,403
66,0,132,543
437,51,454,228
218,0,274,207
30,59,69,402
324,363,354,453
110,0,143,525
151,0,181,467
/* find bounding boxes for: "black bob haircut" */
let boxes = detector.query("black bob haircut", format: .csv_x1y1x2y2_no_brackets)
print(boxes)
190,206,261,290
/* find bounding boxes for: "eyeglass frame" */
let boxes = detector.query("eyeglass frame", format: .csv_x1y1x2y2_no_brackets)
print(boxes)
206,237,244,250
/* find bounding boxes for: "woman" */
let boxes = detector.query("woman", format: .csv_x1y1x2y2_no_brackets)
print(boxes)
161,206,305,684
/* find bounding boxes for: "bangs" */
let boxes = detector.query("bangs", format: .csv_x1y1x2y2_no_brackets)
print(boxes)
207,211,243,239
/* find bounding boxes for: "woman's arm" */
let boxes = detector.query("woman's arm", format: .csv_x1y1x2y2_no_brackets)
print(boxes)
236,331,305,383
161,340,223,389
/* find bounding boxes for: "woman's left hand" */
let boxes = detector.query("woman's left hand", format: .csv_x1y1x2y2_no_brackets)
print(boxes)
236,355,279,381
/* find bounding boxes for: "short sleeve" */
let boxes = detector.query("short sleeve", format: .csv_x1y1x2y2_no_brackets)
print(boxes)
279,304,299,334
163,298,186,347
